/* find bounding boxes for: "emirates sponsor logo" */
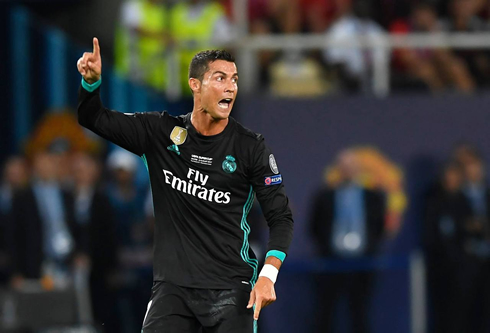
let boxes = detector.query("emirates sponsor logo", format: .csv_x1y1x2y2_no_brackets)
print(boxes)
162,167,231,204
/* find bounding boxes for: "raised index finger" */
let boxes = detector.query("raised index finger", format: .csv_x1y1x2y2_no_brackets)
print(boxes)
92,37,100,58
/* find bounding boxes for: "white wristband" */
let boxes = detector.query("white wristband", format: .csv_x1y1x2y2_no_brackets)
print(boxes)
258,264,279,284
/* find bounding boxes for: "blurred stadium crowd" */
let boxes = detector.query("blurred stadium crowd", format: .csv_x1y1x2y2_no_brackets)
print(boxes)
111,0,490,95
0,143,155,332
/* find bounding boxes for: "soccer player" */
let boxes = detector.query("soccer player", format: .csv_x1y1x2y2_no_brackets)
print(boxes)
77,38,294,332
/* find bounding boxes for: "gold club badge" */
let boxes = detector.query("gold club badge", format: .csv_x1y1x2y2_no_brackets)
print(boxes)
170,126,188,145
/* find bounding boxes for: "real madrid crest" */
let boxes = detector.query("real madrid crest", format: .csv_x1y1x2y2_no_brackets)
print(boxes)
222,155,237,174
170,126,188,146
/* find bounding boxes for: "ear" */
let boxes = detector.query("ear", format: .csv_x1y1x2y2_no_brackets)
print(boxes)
189,78,201,94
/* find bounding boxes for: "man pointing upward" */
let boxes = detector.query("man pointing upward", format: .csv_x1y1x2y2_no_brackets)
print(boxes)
77,37,293,332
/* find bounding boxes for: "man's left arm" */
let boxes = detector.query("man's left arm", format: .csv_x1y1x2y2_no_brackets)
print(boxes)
247,137,294,320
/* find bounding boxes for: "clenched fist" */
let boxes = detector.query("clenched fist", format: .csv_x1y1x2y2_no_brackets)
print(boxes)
77,37,102,84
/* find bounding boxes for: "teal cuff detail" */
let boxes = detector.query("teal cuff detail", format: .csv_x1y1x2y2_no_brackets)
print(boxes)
81,77,102,92
266,250,286,262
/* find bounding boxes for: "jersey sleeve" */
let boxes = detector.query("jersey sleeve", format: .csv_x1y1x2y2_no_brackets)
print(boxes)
77,83,163,156
250,137,294,261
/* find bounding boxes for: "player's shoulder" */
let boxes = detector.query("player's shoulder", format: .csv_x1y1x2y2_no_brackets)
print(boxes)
231,117,264,144
167,111,188,126
143,111,186,126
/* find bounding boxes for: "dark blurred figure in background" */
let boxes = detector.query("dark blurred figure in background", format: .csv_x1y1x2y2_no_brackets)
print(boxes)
390,1,475,93
425,148,490,333
0,157,29,285
309,150,386,333
0,157,29,214
441,0,490,87
240,0,298,89
106,149,152,333
452,142,482,167
322,0,388,93
10,151,76,289
459,152,490,333
424,161,473,333
71,152,119,332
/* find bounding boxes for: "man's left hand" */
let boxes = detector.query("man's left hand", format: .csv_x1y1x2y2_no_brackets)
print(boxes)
247,276,277,320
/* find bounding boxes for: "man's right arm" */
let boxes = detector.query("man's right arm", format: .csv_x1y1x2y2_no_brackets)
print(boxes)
78,82,163,156
77,37,161,156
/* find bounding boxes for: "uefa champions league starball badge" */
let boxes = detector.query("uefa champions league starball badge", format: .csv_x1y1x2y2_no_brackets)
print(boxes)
222,155,237,174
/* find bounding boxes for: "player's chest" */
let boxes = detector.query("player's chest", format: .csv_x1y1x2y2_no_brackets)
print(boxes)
153,129,248,191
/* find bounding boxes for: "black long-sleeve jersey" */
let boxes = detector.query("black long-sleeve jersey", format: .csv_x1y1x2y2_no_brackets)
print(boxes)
78,85,294,291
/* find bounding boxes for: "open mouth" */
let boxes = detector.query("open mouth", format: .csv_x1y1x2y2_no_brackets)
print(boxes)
218,98,233,109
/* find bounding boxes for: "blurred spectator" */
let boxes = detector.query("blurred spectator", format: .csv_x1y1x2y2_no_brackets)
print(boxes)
460,154,490,258
365,0,413,29
169,0,235,95
223,0,301,33
223,0,332,33
71,152,119,332
309,150,386,333
269,50,330,97
424,162,473,333
49,138,77,189
390,2,475,93
322,0,389,93
264,0,302,33
0,157,29,284
0,157,29,215
437,0,487,22
425,153,490,333
106,149,152,333
226,0,329,92
225,0,332,33
301,0,336,33
452,141,482,166
115,0,170,91
441,0,490,87
461,153,488,221
10,152,76,290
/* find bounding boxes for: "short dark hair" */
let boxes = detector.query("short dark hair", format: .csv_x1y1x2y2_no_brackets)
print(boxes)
188,50,235,81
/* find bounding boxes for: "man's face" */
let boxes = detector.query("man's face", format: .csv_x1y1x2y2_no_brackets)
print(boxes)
72,153,99,187
337,151,359,182
465,159,484,183
452,0,475,20
413,8,436,31
443,166,462,192
4,158,29,188
197,60,238,120
33,152,58,182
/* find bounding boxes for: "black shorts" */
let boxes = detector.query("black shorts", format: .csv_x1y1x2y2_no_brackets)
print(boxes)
142,281,256,333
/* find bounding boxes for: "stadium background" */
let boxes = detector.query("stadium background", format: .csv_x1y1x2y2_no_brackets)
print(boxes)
1,0,490,332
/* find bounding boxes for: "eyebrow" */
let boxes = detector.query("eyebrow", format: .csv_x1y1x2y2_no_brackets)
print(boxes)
213,71,238,77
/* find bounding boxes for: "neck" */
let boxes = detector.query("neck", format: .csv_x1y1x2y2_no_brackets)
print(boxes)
35,177,56,185
75,183,93,193
191,106,229,136
454,17,470,30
